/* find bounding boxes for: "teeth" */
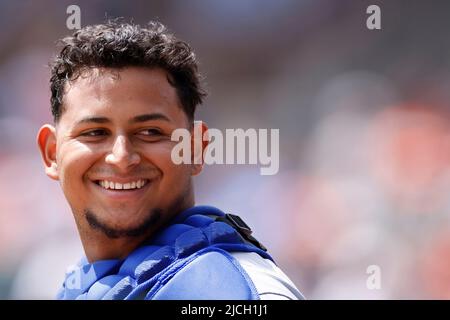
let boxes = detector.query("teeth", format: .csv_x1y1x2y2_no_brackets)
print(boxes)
97,179,147,190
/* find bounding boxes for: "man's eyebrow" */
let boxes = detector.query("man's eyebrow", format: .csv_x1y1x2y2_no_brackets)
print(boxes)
75,116,111,126
129,113,171,123
73,114,171,126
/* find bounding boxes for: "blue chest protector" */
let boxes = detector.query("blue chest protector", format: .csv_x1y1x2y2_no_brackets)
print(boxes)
57,206,273,300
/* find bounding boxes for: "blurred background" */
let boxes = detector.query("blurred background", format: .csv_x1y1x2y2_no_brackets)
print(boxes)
1,0,450,299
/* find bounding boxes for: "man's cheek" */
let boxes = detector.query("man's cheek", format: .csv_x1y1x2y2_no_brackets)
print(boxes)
60,162,86,194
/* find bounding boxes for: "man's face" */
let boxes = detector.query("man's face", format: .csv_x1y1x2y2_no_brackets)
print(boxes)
46,67,197,238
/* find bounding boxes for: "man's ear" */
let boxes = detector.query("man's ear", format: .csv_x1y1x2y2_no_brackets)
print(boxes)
37,124,59,180
191,120,209,176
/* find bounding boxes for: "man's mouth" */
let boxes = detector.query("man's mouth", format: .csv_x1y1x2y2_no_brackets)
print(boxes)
94,179,150,190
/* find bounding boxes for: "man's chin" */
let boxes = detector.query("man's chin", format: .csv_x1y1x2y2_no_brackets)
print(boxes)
84,208,162,239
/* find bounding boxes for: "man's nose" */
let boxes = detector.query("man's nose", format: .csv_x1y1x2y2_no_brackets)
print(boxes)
105,135,141,170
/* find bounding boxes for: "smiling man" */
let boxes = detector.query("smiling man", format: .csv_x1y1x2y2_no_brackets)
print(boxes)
37,21,303,300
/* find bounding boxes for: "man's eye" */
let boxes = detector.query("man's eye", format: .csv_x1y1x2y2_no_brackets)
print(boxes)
80,129,107,137
138,128,161,136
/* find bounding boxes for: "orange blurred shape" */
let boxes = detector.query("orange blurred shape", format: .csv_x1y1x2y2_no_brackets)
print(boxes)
366,104,450,213
420,230,450,299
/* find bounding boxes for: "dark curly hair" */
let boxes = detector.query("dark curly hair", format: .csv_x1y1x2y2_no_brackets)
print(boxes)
49,20,206,122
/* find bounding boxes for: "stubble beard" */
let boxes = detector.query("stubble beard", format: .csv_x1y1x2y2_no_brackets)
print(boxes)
83,185,192,239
